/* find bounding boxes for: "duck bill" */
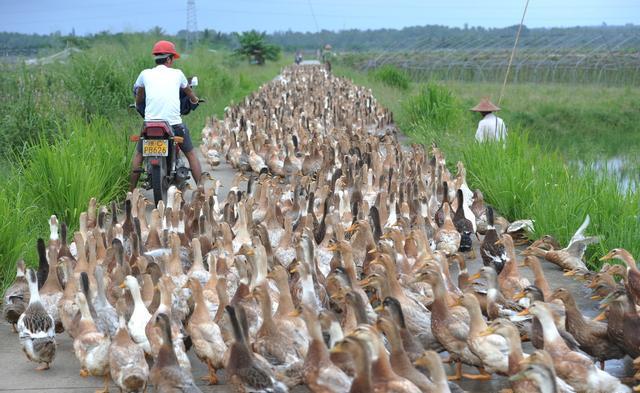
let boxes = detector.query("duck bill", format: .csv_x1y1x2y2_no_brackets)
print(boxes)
413,358,428,368
513,292,525,301
468,272,481,282
326,244,338,252
516,309,530,317
478,327,495,337
599,251,614,261
593,311,607,321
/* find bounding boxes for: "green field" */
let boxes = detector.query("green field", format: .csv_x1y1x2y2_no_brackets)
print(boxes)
0,36,287,289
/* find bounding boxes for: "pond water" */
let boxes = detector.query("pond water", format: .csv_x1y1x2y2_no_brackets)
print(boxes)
575,155,639,193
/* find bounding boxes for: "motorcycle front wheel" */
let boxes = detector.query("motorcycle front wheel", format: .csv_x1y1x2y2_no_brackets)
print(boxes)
151,159,167,206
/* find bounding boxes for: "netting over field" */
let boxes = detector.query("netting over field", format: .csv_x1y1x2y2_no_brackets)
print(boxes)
349,33,640,85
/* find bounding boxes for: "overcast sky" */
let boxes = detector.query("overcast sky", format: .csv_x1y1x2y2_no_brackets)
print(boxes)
2,0,638,36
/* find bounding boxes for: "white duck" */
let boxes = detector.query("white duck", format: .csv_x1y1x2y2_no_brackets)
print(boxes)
121,275,152,355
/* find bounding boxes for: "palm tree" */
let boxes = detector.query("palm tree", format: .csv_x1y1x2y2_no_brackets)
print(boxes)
234,30,281,65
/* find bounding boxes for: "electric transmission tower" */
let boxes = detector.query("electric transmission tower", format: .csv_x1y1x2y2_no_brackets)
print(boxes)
186,0,198,51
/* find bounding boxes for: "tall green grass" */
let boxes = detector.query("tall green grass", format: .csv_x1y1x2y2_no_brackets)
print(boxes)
64,44,148,119
17,117,133,227
0,116,133,289
402,84,463,131
369,65,410,90
403,86,640,268
0,176,37,289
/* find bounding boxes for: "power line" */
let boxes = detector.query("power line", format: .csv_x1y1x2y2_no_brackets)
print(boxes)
499,0,530,105
307,0,321,33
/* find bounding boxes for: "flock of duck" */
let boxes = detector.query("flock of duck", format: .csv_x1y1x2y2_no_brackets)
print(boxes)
3,64,640,393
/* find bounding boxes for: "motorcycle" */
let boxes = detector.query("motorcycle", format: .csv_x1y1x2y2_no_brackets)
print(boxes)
130,76,203,206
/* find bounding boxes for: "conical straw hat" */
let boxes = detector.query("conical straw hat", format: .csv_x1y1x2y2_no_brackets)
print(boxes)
470,98,500,112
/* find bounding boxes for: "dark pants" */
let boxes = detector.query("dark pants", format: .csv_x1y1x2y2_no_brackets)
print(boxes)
136,123,194,154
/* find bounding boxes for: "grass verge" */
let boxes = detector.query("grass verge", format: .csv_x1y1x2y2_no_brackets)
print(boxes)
0,117,133,289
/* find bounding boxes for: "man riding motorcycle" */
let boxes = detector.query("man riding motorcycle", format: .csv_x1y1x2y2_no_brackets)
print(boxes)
129,40,202,191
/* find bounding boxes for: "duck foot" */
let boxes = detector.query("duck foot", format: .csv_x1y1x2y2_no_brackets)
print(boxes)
35,363,50,371
202,360,219,384
79,368,89,377
463,371,492,380
599,360,605,370
447,360,463,380
201,373,219,385
94,374,110,393
462,366,492,380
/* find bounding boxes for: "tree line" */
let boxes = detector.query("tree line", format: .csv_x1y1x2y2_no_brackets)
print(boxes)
2,24,638,53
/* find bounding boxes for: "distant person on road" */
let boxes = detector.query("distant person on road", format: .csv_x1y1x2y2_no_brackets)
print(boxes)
471,98,507,143
129,40,202,191
295,50,303,64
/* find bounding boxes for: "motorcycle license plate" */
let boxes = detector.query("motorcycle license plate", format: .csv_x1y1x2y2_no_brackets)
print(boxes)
142,140,168,157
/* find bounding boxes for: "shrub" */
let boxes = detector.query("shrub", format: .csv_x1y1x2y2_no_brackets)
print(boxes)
370,65,410,90
65,44,147,119
402,84,465,132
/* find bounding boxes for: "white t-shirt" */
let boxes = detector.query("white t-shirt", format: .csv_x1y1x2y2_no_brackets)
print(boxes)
475,113,507,143
134,65,188,125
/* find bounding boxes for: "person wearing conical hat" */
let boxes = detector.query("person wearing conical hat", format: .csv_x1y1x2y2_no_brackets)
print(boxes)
471,98,507,143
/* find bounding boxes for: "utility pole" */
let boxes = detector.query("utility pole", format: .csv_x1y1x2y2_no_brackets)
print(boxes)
186,0,198,51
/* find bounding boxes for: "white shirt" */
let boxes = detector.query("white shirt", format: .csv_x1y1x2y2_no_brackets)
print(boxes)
134,65,188,125
475,113,507,143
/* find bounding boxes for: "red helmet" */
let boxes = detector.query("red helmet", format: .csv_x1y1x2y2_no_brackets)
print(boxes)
151,40,180,59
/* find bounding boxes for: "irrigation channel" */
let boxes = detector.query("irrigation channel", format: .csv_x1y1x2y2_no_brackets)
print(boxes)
2,64,637,392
